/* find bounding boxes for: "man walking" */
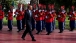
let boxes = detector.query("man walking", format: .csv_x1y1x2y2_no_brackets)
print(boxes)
21,5,36,41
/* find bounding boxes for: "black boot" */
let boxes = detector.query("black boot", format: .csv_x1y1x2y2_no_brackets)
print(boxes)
32,38,36,41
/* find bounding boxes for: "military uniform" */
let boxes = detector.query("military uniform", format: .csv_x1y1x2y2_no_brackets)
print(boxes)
68,6,76,31
22,4,25,30
15,3,23,32
45,10,53,35
32,4,36,31
0,5,4,30
56,6,66,33
51,4,56,31
35,9,43,34
7,6,13,31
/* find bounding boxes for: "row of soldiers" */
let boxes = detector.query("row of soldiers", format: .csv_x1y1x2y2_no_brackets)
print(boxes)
0,3,76,35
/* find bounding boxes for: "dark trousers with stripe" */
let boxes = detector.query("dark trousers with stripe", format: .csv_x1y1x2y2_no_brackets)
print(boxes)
42,20,45,30
69,20,75,31
58,22,64,32
17,20,22,31
36,21,42,32
0,19,3,30
8,20,12,30
32,18,36,31
46,22,53,33
52,19,55,31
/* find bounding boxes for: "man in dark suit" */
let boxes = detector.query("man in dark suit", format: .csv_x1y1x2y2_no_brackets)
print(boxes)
21,5,36,41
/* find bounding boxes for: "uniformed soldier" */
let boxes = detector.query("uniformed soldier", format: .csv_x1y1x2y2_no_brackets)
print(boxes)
0,4,4,31
41,4,46,30
51,4,56,31
22,4,26,30
35,4,43,34
7,5,13,31
68,5,76,31
32,4,36,31
56,5,66,33
15,3,23,32
45,4,53,35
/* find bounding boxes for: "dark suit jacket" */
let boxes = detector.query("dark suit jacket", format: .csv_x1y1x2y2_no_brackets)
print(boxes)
24,9,33,29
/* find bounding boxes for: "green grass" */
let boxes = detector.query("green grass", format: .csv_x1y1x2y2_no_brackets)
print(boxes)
55,17,70,29
3,17,17,26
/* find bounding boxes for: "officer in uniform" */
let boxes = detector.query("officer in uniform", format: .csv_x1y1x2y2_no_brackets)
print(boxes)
56,5,66,33
7,5,13,31
32,4,36,31
68,5,76,31
35,4,43,34
0,4,4,31
45,4,53,35
22,4,26,30
41,4,46,31
15,3,23,32
51,4,56,31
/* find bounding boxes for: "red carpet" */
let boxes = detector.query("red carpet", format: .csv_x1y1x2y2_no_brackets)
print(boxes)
0,26,76,43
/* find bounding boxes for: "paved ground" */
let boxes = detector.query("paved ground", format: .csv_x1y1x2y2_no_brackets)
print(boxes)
0,26,76,43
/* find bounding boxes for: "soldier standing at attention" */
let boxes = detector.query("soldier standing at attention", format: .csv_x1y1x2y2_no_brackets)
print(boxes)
0,4,4,31
7,5,13,31
68,5,76,31
56,5,66,33
15,3,23,32
22,4,26,30
32,4,36,31
51,4,56,31
45,4,53,35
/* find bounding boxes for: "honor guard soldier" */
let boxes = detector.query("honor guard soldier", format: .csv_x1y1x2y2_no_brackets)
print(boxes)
56,5,66,33
35,4,43,34
32,4,36,31
41,4,46,30
22,4,26,30
0,4,4,31
45,4,53,35
68,5,76,31
7,5,13,31
51,4,56,31
15,3,23,32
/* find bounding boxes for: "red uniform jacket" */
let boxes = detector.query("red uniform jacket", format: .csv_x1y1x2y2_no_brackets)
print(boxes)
32,10,36,19
68,11,76,20
35,10,43,21
52,10,56,21
15,9,23,20
0,10,4,20
22,10,25,19
45,11,53,23
57,12,66,22
8,10,13,20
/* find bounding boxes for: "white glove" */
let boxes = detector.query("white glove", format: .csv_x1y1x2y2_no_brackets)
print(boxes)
62,10,66,13
39,10,41,12
35,15,38,17
16,12,18,14
69,15,72,17
73,11,75,14
46,16,48,18
58,15,60,17
49,11,52,14
52,10,55,12
33,10,36,12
